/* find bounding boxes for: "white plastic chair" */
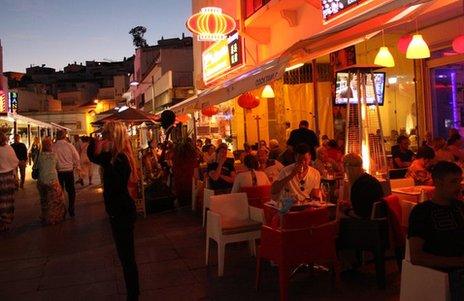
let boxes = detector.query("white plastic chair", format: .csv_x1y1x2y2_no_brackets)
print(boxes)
205,193,262,276
399,200,416,229
400,239,450,301
390,177,415,189
202,188,215,227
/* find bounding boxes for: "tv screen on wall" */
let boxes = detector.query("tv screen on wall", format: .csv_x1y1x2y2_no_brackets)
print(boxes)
334,72,386,106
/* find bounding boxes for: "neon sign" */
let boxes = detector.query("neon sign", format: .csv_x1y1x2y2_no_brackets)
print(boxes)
186,7,236,42
202,31,243,83
322,0,367,21
0,90,7,113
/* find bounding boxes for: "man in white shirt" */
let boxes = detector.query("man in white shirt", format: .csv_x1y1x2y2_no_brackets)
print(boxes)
271,143,321,201
52,130,80,217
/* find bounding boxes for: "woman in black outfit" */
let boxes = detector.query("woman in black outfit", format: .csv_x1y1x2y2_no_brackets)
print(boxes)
87,121,139,300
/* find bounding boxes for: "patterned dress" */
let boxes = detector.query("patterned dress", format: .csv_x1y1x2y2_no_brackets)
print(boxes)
0,170,16,228
35,152,66,225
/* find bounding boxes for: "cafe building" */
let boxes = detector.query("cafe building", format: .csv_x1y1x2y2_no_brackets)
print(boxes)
171,0,462,155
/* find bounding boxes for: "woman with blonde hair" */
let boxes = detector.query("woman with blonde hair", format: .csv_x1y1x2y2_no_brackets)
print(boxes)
29,136,41,165
87,121,139,300
0,132,19,231
34,137,66,225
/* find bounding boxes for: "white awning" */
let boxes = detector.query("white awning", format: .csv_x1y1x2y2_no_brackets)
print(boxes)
170,55,290,114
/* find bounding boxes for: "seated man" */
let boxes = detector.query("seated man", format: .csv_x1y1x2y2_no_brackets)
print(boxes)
409,161,464,268
343,153,384,219
271,143,320,201
207,143,236,192
391,135,415,169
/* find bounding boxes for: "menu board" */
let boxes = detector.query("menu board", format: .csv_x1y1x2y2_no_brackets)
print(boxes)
322,0,367,21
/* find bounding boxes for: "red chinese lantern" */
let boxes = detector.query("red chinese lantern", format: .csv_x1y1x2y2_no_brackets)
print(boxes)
397,35,413,54
201,106,219,117
176,114,189,123
186,7,236,41
237,92,260,110
453,35,464,53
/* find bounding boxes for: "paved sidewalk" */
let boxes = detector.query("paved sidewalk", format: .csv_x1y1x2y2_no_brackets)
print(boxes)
0,171,401,300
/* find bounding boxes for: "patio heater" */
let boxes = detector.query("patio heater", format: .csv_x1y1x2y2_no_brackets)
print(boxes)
340,65,388,179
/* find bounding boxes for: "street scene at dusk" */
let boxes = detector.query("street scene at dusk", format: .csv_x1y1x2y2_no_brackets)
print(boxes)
1,0,464,300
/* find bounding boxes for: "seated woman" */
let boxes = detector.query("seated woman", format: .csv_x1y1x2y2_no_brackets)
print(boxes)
447,134,464,162
256,148,284,182
433,137,454,163
207,143,236,192
391,135,415,168
34,137,66,225
407,146,435,186
343,153,384,219
326,139,343,163
313,146,343,178
231,154,270,193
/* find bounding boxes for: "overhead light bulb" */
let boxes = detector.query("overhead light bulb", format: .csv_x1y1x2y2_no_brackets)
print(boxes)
261,85,275,98
406,34,430,59
374,46,395,67
285,63,304,72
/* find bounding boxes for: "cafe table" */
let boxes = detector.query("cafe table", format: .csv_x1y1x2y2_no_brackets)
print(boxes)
391,185,435,203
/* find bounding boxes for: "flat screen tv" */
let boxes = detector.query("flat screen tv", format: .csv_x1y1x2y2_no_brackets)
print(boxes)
334,72,385,106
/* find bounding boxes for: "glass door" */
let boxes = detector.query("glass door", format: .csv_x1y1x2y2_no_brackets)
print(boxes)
430,64,464,138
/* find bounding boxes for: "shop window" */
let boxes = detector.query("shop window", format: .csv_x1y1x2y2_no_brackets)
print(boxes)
284,64,312,85
243,0,271,19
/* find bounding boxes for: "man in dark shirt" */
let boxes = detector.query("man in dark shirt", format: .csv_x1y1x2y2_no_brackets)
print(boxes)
343,153,384,218
408,161,464,299
11,134,28,189
409,161,464,262
207,143,236,191
391,135,415,168
286,120,319,161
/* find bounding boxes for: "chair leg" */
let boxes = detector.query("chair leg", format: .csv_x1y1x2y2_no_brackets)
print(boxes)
373,248,386,289
249,239,256,257
202,206,207,227
332,260,341,289
218,242,225,276
279,264,289,301
255,255,262,291
205,237,210,266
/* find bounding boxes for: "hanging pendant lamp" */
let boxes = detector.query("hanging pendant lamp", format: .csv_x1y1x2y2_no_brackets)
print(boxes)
261,85,275,98
374,30,395,67
406,34,430,59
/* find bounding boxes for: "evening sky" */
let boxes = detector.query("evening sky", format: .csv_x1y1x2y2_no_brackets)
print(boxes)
0,0,192,72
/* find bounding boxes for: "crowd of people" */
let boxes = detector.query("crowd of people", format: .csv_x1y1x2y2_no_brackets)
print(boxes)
0,131,95,230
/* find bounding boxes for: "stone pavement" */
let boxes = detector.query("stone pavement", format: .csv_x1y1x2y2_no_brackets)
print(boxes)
0,169,401,300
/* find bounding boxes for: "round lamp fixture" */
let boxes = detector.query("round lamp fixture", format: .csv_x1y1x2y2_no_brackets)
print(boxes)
406,34,430,59
452,35,464,53
397,35,413,54
374,46,395,67
201,106,219,117
261,85,275,98
238,93,260,109
186,7,236,42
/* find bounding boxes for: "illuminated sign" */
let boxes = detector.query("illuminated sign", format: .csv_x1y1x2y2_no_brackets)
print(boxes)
202,31,243,83
0,90,7,113
322,0,367,21
186,7,236,42
8,92,18,113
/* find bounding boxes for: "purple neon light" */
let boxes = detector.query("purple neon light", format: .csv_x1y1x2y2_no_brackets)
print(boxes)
451,71,459,127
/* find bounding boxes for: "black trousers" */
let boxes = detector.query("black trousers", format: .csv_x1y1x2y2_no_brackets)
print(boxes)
110,217,139,300
58,171,76,215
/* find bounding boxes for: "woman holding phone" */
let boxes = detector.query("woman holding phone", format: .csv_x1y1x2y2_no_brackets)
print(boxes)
87,121,140,300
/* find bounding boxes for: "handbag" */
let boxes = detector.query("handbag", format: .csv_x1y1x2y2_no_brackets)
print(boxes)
32,168,39,180
31,152,40,180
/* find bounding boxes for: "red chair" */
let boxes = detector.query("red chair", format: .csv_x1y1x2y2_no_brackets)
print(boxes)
240,185,271,208
256,206,339,301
